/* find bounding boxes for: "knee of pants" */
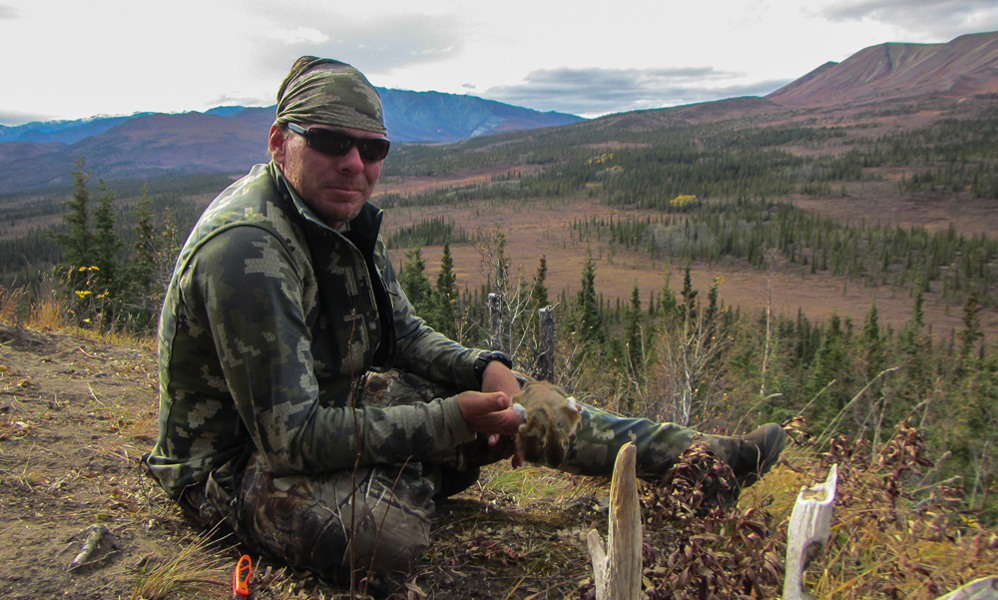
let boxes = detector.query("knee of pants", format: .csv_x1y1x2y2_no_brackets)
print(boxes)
234,457,434,584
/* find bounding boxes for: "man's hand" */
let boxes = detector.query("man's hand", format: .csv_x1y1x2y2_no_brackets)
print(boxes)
480,360,521,399
478,360,524,453
456,390,523,439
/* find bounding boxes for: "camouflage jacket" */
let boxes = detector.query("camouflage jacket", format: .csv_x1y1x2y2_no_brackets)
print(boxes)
145,162,481,498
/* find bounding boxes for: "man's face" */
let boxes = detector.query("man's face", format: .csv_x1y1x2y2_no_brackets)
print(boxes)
269,122,384,228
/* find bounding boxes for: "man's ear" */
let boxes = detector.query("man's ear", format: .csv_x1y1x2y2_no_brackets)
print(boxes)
268,123,287,164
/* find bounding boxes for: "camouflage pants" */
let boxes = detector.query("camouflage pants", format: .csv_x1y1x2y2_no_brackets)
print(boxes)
195,371,736,595
234,454,434,594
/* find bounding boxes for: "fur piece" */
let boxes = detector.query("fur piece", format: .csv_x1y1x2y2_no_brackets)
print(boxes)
512,381,583,466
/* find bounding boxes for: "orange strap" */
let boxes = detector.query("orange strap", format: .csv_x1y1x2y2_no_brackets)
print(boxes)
232,554,252,597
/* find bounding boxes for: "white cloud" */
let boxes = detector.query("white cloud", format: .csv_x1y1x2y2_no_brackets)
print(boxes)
813,0,998,39
409,46,456,58
483,67,792,117
265,27,330,45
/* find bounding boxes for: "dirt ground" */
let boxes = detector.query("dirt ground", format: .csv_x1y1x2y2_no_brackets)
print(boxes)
0,324,175,599
0,324,605,600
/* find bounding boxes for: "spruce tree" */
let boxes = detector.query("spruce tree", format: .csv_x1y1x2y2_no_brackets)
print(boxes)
53,157,95,284
658,267,678,320
530,255,549,312
130,183,159,300
703,276,721,348
625,283,645,386
959,290,983,368
91,179,122,295
399,247,433,317
806,314,852,432
894,287,932,422
862,301,884,380
577,250,603,345
680,264,698,322
489,231,511,299
432,242,458,338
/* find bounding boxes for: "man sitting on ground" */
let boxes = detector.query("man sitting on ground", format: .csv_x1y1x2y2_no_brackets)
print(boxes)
143,55,787,596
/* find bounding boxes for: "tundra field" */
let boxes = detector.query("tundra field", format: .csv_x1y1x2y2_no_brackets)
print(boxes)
377,169,998,342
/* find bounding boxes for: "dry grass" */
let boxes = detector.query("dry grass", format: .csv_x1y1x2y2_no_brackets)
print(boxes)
0,283,67,332
129,530,232,600
740,425,998,600
482,464,605,510
0,273,157,352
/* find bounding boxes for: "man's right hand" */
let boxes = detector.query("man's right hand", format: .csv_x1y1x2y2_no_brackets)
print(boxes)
456,390,524,439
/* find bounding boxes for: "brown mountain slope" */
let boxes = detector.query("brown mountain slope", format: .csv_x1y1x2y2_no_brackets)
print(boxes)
0,112,270,193
768,31,998,107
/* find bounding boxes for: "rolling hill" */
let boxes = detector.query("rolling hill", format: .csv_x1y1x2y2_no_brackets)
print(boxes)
767,31,998,107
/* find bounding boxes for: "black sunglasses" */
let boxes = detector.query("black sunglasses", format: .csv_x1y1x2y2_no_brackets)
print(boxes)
287,123,390,161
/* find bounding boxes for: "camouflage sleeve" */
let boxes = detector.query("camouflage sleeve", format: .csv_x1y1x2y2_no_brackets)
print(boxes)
375,241,483,390
183,226,476,476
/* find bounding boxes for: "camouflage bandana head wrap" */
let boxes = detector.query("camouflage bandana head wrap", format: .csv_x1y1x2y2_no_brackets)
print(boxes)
275,56,386,135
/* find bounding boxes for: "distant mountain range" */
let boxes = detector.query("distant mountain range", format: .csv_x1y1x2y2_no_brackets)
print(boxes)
1,31,995,195
0,90,583,146
0,89,582,194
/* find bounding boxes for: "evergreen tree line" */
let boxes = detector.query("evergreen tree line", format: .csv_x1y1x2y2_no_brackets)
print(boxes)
39,157,184,331
380,110,998,207
0,170,232,286
383,217,470,249
568,198,998,309
6,102,995,293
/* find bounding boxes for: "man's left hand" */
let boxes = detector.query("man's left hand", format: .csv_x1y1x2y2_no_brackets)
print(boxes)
481,360,520,399
479,360,524,456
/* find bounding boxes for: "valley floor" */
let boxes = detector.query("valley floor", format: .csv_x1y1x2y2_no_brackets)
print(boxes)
381,194,998,341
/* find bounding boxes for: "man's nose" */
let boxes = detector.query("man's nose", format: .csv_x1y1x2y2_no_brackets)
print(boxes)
336,145,365,173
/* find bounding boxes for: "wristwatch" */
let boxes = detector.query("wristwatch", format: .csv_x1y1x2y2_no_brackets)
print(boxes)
473,350,513,383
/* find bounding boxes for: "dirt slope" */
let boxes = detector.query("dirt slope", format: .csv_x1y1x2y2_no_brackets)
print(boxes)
0,325,179,599
0,324,604,599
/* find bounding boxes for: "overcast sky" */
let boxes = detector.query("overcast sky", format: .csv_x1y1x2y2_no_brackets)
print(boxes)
1,0,996,126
